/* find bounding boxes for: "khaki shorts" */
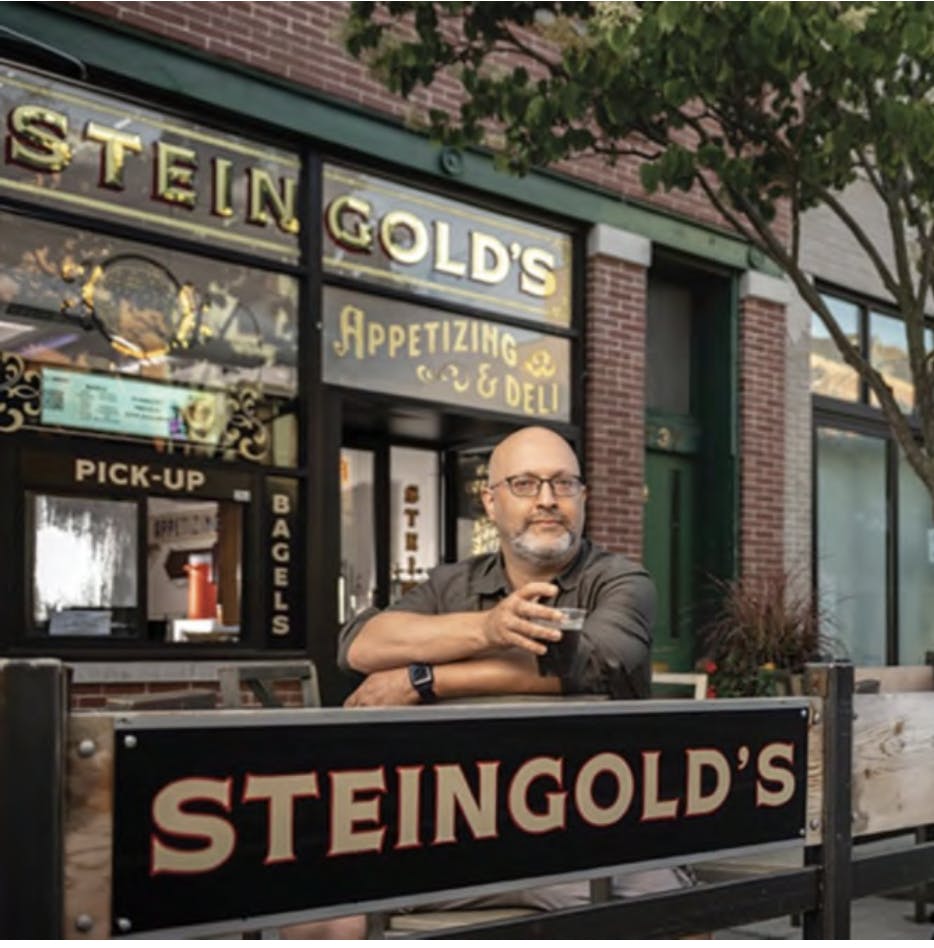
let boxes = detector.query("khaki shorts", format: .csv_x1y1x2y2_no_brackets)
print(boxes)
404,865,694,913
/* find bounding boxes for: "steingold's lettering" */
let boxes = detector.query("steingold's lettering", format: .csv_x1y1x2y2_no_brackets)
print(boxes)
149,741,797,874
322,165,573,326
0,67,300,260
5,104,298,234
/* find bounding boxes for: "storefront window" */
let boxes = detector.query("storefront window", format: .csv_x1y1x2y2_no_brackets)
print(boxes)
340,448,376,622
869,311,913,411
28,489,246,643
816,427,886,664
148,497,242,644
0,212,298,464
646,279,692,415
30,493,138,636
898,455,934,664
455,450,498,560
0,63,309,657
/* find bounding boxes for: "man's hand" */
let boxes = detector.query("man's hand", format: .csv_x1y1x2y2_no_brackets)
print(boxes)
344,668,419,707
481,582,565,656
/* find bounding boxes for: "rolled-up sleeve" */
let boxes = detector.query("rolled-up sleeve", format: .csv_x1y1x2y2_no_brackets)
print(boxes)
336,573,446,672
563,566,655,698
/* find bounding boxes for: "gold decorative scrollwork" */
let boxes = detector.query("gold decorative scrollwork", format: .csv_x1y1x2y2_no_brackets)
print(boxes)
220,384,268,462
523,348,556,379
0,352,41,434
415,362,471,393
80,257,211,361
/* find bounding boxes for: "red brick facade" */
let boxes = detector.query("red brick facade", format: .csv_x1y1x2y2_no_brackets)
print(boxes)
738,296,786,580
68,0,775,237
584,254,647,561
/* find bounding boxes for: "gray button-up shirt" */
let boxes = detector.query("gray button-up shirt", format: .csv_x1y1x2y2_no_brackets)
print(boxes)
337,540,655,699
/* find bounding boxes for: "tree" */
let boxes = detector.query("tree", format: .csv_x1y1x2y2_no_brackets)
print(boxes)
344,1,934,507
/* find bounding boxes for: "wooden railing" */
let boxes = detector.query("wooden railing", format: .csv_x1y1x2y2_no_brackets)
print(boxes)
1,659,933,940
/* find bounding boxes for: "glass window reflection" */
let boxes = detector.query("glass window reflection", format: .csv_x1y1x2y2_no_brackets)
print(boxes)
869,311,913,411
0,211,298,464
811,296,860,401
30,493,138,636
817,427,887,665
898,456,934,664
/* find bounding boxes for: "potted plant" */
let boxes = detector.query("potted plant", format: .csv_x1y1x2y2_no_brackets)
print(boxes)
697,569,840,698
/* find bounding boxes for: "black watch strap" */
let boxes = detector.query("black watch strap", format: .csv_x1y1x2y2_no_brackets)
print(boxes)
408,663,437,703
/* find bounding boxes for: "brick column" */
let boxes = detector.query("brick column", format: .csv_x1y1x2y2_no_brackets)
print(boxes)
584,225,651,560
738,271,791,580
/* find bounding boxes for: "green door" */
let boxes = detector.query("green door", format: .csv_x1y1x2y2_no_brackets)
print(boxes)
643,449,697,672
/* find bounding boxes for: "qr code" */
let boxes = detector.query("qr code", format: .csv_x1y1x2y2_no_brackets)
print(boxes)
44,389,65,411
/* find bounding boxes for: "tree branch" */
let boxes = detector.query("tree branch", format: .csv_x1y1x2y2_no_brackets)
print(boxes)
813,186,903,302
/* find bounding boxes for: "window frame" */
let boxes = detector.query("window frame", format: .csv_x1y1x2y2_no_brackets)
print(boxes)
811,286,934,665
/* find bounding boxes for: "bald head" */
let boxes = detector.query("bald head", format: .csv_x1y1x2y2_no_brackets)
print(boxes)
487,426,580,485
483,427,586,577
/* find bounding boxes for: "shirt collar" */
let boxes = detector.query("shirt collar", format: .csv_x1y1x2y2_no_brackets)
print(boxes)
470,539,591,596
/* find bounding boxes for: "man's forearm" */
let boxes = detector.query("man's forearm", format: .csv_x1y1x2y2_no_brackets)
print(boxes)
433,653,562,700
346,610,490,673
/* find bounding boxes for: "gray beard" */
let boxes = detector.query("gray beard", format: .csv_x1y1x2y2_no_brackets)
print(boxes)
510,527,576,568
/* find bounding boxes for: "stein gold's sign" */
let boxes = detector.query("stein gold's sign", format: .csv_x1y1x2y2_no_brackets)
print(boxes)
110,703,808,935
323,287,571,421
0,63,300,262
323,165,572,327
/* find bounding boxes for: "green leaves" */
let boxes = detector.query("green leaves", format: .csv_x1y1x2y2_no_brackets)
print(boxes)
342,1,934,504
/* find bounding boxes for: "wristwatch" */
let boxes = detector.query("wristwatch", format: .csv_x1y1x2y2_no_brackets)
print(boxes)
408,663,437,703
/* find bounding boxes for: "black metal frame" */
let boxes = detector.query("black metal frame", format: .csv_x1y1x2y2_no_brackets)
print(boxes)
0,659,67,938
810,281,933,670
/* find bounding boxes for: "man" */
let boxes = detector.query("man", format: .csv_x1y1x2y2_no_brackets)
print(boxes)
283,426,682,939
339,425,654,706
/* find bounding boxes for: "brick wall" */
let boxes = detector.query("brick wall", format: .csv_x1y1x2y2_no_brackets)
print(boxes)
739,296,787,580
584,254,647,561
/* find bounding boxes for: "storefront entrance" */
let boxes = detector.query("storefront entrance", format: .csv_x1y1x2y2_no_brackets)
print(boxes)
642,264,737,672
338,404,522,624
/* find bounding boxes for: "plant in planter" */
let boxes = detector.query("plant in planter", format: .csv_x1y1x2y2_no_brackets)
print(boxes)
698,569,840,698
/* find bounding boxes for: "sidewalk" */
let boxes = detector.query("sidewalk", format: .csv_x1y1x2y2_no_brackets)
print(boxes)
715,893,932,939
704,838,933,940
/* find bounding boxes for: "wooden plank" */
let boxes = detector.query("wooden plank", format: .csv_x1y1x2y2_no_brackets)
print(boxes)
852,693,934,838
805,697,824,846
63,715,113,939
651,672,708,700
854,665,933,693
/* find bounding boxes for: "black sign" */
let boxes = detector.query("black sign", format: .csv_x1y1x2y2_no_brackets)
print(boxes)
21,448,252,501
322,164,572,326
2,64,300,263
322,286,571,422
264,476,301,647
111,702,807,935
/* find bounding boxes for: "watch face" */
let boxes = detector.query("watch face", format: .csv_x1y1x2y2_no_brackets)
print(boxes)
411,665,432,688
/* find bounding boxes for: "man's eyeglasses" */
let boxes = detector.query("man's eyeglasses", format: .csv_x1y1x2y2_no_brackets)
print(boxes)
488,474,585,498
